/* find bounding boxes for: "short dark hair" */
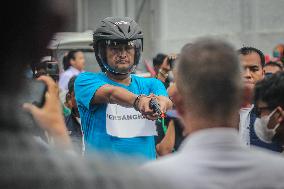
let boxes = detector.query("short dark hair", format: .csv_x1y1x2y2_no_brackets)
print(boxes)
68,76,77,93
254,72,284,109
238,47,265,67
153,53,167,67
65,50,82,70
62,55,70,70
176,38,241,119
264,61,283,70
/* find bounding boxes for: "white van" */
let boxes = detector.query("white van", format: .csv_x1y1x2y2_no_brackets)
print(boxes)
47,30,150,76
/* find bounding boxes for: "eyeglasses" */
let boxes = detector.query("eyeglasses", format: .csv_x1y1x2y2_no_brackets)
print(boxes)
106,40,135,54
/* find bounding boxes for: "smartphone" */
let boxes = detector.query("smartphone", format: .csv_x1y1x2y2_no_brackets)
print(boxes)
267,108,282,129
18,79,47,137
168,57,175,69
22,79,47,108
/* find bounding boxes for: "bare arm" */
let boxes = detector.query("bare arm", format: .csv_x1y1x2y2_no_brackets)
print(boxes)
92,84,138,107
93,84,159,119
156,120,176,156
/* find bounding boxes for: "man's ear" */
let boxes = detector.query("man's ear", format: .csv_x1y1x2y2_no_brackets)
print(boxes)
261,67,265,78
172,89,186,117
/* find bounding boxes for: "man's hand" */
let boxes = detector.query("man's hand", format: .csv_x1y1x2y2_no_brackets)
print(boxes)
23,76,71,149
273,107,284,144
136,94,173,120
136,95,158,120
156,95,173,114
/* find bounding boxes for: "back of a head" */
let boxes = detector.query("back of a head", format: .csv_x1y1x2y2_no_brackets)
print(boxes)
264,61,283,71
153,53,167,67
62,55,70,71
176,38,242,119
68,76,77,93
1,0,68,95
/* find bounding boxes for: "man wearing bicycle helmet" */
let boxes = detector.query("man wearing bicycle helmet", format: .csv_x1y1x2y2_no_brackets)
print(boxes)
75,17,172,160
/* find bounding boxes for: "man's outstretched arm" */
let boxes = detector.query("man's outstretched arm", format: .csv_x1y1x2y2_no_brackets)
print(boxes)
92,84,160,120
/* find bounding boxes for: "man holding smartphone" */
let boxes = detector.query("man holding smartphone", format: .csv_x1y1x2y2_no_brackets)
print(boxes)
254,72,284,146
238,47,283,152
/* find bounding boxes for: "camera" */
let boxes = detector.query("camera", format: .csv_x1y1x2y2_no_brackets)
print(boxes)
46,61,59,82
33,60,59,82
168,57,175,69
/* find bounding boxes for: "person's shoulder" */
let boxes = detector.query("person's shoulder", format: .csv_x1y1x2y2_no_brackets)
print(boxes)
247,147,284,185
141,152,181,173
250,146,284,170
61,68,75,77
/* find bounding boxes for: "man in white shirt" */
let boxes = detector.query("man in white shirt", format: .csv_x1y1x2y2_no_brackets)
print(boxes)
59,50,85,91
238,47,283,152
238,47,265,145
142,38,284,189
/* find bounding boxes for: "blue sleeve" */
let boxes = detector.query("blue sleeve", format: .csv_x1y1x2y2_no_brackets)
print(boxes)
74,72,107,110
150,78,168,97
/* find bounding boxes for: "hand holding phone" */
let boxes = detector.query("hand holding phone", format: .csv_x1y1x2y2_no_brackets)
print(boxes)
23,76,71,149
267,107,284,130
22,79,47,108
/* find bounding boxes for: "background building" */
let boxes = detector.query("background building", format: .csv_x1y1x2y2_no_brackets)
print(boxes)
61,0,284,65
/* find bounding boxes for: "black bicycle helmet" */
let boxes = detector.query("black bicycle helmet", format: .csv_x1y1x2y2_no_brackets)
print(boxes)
93,17,143,75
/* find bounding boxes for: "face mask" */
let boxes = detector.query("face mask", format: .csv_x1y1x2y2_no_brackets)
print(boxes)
254,109,280,143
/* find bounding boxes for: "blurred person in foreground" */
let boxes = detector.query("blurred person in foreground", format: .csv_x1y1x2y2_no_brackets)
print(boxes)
75,17,172,160
238,47,283,152
254,72,284,145
0,1,169,188
142,38,284,189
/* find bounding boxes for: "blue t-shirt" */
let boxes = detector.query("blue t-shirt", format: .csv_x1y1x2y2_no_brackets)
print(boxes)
74,72,168,160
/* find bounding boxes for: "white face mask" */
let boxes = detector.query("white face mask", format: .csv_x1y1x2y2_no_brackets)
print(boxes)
254,109,280,143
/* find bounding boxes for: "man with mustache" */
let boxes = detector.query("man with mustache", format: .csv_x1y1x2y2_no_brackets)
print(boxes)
75,17,172,160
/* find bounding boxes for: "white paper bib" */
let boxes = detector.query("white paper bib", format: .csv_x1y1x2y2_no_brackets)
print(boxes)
106,104,157,138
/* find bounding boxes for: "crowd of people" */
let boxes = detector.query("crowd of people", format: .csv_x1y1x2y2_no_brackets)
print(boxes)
2,0,284,188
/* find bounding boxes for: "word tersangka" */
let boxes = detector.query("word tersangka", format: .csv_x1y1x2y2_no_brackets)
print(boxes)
106,114,146,120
